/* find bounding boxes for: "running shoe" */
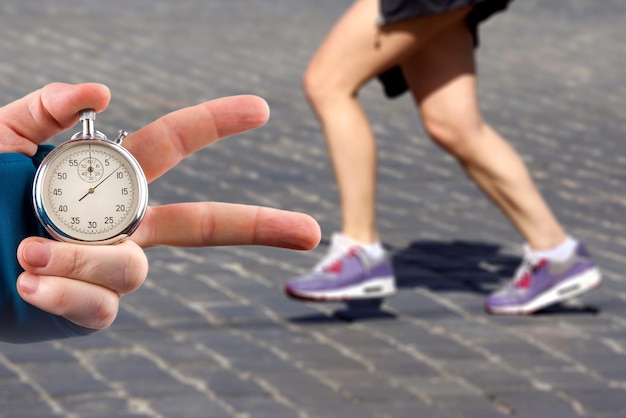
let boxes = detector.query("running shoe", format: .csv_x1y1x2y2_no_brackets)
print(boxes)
284,236,396,302
485,243,601,315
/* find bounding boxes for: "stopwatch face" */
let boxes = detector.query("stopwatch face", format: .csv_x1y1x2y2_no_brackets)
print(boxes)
33,139,148,244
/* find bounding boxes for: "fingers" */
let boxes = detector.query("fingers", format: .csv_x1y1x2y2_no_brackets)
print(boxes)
120,95,321,250
0,83,111,155
131,202,321,250
17,273,120,330
16,237,148,329
122,95,270,182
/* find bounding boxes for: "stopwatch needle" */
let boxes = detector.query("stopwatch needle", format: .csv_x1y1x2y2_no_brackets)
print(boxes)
78,165,122,202
78,188,95,201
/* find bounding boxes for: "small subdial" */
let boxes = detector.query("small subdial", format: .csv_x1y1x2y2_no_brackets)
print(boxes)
78,157,104,183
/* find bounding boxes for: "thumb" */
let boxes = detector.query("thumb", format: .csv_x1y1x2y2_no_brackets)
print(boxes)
0,82,111,155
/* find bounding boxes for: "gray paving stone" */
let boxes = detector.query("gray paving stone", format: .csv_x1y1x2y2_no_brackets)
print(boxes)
0,379,41,402
0,402,60,418
59,395,136,417
559,388,626,417
0,342,76,365
20,362,110,398
429,393,510,418
531,369,608,391
490,388,582,417
225,397,300,418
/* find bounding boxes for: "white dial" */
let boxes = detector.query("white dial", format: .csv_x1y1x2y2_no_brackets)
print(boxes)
34,139,148,244
78,155,104,183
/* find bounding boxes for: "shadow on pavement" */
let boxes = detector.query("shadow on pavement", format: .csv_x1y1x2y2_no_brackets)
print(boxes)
391,240,516,295
392,240,600,316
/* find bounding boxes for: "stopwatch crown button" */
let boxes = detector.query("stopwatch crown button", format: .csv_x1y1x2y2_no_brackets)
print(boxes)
79,109,97,138
79,109,96,122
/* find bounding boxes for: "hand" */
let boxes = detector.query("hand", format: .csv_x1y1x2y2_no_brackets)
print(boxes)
7,82,320,332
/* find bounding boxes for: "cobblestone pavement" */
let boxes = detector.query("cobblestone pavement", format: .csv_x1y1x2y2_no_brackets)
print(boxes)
1,1,625,417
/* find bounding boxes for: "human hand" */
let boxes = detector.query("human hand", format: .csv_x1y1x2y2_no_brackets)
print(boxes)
4,82,320,335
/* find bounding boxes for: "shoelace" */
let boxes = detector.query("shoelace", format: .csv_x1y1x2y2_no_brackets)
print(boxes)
312,245,351,272
324,257,345,274
512,253,546,289
315,247,372,275
324,248,368,274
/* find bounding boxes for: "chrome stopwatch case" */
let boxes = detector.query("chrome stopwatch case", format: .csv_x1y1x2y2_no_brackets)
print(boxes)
33,109,148,245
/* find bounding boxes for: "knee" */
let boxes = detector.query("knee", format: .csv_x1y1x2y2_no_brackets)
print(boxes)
302,64,332,109
302,61,354,111
421,110,483,159
302,72,319,109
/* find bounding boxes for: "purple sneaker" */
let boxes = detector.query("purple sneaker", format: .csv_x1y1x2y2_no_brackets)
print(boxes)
285,246,396,302
486,243,601,315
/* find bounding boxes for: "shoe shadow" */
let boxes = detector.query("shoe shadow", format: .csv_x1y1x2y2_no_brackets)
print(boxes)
288,298,399,324
391,239,601,315
533,303,600,316
391,239,516,295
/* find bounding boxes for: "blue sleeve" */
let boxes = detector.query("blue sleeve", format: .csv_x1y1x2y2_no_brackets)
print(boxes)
0,146,97,343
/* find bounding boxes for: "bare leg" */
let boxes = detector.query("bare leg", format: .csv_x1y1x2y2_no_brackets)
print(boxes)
303,0,469,244
402,21,567,250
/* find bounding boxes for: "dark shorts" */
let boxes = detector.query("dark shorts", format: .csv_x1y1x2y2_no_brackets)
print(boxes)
376,0,512,98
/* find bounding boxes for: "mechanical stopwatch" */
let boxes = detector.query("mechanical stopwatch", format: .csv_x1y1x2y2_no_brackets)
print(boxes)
32,109,148,244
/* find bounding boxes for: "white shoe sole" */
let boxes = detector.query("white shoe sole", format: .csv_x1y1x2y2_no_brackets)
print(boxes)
487,267,602,315
286,276,396,302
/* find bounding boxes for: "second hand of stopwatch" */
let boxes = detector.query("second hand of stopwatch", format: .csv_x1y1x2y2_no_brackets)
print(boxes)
78,165,122,202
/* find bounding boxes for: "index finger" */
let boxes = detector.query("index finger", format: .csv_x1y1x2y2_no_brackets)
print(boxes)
131,202,321,250
122,95,270,182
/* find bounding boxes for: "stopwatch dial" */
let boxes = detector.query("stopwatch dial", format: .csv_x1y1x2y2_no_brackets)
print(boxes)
78,155,104,183
41,142,145,242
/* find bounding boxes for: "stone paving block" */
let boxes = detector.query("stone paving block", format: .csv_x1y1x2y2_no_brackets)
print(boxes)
491,388,583,417
88,351,173,383
477,340,572,371
257,370,381,418
0,362,17,380
110,324,189,348
560,388,626,417
531,369,608,391
20,362,110,398
59,394,138,417
384,287,455,314
429,393,510,418
375,401,453,418
119,287,207,327
422,317,512,343
0,342,75,365
249,334,366,373
0,379,41,402
58,329,130,351
199,369,269,399
442,360,532,392
131,340,218,370
225,396,302,418
150,394,236,418
0,401,60,418
342,380,423,405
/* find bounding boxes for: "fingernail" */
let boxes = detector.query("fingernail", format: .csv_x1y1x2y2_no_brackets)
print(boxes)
23,241,51,268
18,273,39,295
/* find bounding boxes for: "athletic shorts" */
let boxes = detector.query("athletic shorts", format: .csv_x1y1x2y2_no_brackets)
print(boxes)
376,0,512,98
